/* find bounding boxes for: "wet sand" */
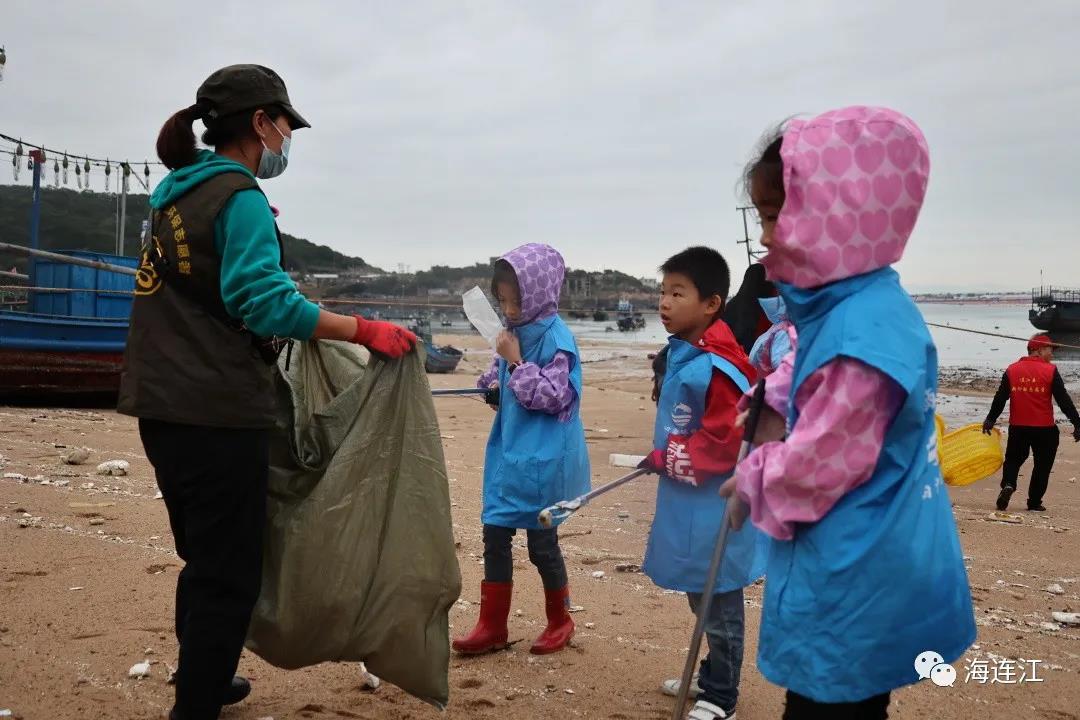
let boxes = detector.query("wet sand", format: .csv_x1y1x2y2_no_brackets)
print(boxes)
1,336,1077,719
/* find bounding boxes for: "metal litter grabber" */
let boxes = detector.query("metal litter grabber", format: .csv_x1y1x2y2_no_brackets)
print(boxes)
430,387,500,404
537,467,652,528
671,379,767,719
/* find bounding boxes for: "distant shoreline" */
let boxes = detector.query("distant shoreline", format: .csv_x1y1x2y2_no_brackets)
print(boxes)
913,297,1030,306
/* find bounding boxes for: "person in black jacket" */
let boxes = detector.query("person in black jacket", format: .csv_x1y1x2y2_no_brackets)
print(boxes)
722,263,775,354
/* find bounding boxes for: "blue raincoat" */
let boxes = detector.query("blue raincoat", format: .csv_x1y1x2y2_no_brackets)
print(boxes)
758,267,976,702
642,333,768,593
481,244,591,530
749,296,794,374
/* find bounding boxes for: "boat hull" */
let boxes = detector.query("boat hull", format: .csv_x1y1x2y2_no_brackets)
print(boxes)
0,311,128,395
0,348,124,395
424,343,463,374
1030,306,1080,333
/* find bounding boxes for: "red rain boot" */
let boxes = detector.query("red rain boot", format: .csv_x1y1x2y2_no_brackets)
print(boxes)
530,586,575,655
452,581,513,654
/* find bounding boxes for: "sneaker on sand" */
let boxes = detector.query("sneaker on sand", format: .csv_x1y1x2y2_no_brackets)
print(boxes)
687,699,736,720
661,673,702,699
996,485,1015,511
1027,504,1046,512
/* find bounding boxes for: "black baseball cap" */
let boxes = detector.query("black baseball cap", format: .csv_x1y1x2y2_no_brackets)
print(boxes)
196,64,310,129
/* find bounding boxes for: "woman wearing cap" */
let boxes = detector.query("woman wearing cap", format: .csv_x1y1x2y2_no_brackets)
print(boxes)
118,64,416,720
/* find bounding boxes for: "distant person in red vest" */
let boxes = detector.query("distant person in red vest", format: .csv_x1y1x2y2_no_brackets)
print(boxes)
983,334,1080,512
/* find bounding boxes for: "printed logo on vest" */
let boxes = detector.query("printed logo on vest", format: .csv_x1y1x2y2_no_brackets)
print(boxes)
134,246,162,296
671,403,693,429
665,438,695,485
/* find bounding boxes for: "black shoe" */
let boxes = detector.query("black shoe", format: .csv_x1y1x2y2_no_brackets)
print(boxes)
1027,504,1046,512
167,676,249,716
996,486,1015,511
223,676,252,705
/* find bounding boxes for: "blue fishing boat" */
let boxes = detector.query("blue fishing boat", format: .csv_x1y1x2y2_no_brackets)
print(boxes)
616,298,645,332
0,250,136,396
407,318,464,374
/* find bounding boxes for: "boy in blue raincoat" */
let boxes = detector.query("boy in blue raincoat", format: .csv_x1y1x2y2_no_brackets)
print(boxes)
639,246,767,720
452,243,591,656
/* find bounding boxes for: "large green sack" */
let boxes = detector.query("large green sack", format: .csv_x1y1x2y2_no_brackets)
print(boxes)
246,341,461,708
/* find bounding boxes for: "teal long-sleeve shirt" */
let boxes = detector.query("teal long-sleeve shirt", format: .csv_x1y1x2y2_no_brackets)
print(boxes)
214,189,320,339
149,150,320,340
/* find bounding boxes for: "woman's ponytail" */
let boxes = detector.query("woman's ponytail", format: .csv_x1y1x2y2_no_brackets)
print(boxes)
156,103,205,170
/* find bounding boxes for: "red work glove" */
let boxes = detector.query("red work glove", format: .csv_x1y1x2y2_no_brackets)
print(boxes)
351,316,417,358
639,450,665,474
638,435,698,486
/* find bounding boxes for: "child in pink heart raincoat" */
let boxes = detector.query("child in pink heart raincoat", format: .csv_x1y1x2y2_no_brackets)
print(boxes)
721,106,975,720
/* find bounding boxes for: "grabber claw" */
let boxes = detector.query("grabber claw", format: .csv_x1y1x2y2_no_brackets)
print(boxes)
537,468,650,528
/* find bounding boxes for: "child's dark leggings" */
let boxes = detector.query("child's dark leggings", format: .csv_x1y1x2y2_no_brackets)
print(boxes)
783,691,890,719
483,524,568,590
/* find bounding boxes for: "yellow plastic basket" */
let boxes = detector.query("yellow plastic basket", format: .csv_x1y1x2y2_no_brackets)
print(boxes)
941,424,1003,487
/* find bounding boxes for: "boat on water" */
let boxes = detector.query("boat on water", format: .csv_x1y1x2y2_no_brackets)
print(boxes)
1030,287,1080,333
615,299,646,332
408,318,464,374
0,250,136,396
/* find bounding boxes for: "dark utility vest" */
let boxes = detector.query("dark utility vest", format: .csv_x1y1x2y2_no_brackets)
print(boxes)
117,172,285,429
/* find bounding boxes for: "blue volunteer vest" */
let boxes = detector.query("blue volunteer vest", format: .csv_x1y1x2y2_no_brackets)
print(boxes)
482,315,591,530
642,337,768,593
759,267,976,702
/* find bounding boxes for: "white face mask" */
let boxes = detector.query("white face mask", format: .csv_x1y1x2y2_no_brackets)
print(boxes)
256,121,290,179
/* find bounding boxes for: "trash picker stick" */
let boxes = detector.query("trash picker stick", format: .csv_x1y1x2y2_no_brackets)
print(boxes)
671,379,767,719
430,388,489,396
537,468,651,528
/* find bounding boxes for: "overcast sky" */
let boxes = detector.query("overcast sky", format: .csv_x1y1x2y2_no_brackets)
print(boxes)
1,1,1076,291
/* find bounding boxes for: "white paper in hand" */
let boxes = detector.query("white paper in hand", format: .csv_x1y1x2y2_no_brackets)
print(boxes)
462,286,504,348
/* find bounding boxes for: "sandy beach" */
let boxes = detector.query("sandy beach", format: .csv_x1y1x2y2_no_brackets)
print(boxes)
1,335,1078,720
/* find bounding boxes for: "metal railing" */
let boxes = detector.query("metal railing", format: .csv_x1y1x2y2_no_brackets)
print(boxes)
1032,286,1080,306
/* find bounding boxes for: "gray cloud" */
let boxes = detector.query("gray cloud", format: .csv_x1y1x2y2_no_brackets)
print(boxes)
2,0,1077,290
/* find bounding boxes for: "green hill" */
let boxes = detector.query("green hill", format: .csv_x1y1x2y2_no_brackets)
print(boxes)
0,185,369,273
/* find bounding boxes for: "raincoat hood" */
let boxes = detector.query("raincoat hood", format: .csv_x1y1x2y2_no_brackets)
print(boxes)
699,320,756,384
149,149,256,209
758,296,787,324
762,106,929,289
501,243,565,326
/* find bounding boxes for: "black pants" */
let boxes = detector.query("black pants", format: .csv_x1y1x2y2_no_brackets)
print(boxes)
783,691,890,719
140,419,269,720
482,524,568,590
1001,425,1059,507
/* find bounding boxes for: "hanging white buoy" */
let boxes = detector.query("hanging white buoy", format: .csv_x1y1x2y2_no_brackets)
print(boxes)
13,140,22,181
62,153,70,185
104,160,112,192
0,46,7,83
75,161,82,189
